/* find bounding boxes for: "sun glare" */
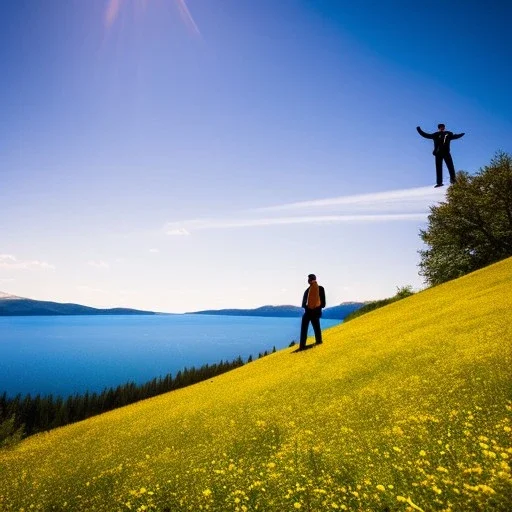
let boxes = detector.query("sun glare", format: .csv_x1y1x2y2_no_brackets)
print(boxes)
104,0,201,36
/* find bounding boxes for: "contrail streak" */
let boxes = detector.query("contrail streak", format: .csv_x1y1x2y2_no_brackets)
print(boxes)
165,213,428,234
175,0,201,37
163,185,443,234
256,186,445,212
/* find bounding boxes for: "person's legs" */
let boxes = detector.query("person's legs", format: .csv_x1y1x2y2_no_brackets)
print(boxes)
311,316,322,345
435,154,444,186
299,313,310,349
444,153,456,183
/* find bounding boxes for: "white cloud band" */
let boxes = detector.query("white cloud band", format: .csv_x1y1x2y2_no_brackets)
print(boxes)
0,254,55,270
87,260,110,269
255,186,443,212
164,186,443,235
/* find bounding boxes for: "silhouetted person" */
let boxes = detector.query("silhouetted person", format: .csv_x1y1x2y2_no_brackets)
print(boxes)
298,274,326,351
416,124,465,187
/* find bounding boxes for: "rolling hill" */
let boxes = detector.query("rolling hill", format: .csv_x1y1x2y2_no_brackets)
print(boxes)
0,258,511,511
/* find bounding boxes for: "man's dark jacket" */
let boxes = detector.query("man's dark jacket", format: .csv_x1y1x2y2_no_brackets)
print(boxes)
416,127,464,155
302,286,326,318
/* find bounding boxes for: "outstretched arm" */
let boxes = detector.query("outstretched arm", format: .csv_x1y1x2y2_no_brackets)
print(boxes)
451,132,465,140
416,126,434,139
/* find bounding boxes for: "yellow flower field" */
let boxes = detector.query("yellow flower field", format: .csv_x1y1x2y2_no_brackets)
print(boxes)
1,258,511,511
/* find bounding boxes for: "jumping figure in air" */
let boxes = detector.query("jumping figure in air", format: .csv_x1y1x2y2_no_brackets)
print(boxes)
416,124,465,188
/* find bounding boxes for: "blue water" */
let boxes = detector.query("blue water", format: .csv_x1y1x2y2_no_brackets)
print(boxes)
0,314,340,397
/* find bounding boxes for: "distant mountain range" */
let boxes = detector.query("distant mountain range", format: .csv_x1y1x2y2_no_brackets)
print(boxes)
0,291,365,319
188,303,365,320
0,292,157,317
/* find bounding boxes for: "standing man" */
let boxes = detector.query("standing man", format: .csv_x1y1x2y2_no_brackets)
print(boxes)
416,124,465,187
298,274,326,351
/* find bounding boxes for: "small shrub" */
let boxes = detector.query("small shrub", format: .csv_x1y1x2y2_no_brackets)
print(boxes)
0,415,24,448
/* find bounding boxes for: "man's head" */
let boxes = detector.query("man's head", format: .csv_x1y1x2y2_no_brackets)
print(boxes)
438,123,446,131
308,274,316,283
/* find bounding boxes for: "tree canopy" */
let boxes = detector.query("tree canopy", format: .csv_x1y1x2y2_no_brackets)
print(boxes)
419,151,512,286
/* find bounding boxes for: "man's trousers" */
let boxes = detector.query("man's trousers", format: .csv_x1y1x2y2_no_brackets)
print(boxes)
299,311,322,349
435,152,456,185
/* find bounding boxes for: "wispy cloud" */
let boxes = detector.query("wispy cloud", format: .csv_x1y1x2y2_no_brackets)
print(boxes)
87,260,110,269
165,213,427,234
256,186,444,213
77,285,109,294
0,254,55,270
119,289,137,296
167,228,191,236
149,248,160,253
164,186,443,235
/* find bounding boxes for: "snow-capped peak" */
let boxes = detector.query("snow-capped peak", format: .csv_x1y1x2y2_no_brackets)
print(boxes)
0,291,22,300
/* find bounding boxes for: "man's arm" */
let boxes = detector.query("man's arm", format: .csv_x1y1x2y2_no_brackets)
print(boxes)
320,287,326,309
416,126,434,139
302,289,308,309
451,132,465,140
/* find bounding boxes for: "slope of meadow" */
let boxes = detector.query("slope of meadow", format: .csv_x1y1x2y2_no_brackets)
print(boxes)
1,259,511,511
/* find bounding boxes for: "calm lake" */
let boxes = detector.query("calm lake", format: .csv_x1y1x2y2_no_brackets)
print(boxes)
0,314,341,397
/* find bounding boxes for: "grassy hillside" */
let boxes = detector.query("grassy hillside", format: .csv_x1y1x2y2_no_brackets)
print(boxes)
1,259,511,511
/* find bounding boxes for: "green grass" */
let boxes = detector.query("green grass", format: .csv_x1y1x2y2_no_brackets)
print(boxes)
1,258,511,511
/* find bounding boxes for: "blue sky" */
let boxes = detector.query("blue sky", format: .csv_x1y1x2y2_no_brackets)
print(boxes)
1,0,510,312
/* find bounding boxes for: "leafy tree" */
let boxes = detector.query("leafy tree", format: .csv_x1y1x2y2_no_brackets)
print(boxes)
419,152,512,286
395,285,414,300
